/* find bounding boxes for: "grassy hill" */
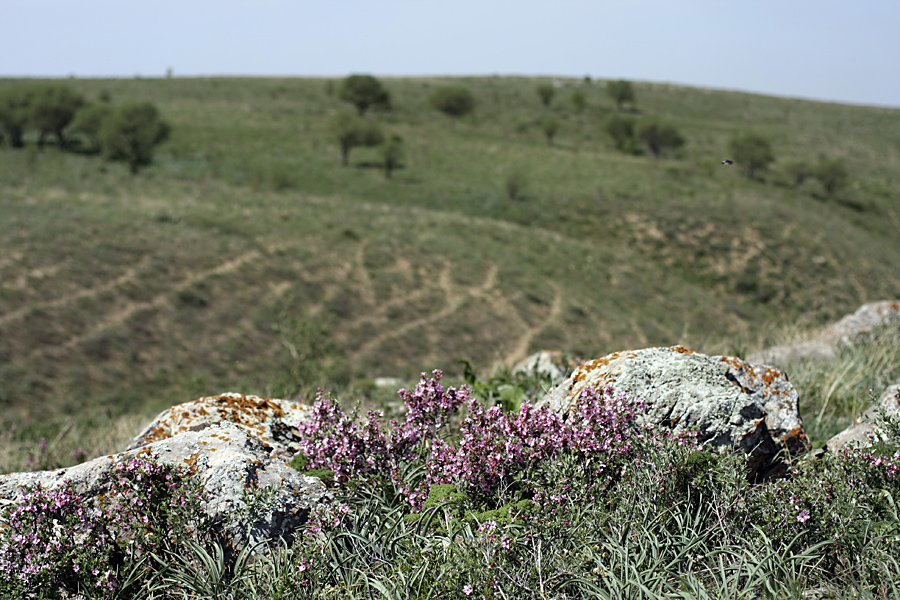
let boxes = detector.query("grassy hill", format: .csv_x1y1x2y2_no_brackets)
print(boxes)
1,75,899,444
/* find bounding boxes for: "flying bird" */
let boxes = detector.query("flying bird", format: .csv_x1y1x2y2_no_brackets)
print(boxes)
721,159,734,165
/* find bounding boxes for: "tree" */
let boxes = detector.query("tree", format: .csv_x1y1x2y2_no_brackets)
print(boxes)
71,103,113,152
607,80,635,111
331,112,384,166
29,83,84,149
728,134,774,179
429,86,475,129
606,115,635,151
0,85,35,148
637,121,685,158
338,75,391,115
785,161,811,188
381,135,404,179
814,157,848,196
570,89,586,113
539,117,560,146
536,84,555,107
99,102,170,174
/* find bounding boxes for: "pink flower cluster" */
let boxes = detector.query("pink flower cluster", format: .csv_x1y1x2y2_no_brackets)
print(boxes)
0,454,204,596
427,387,642,502
294,370,467,490
296,371,645,509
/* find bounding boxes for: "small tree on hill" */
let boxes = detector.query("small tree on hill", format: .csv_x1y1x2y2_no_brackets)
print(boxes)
785,161,811,188
570,89,586,113
814,157,848,196
71,103,113,152
540,116,560,146
29,83,85,149
381,135,404,179
637,121,685,158
338,75,391,115
99,101,170,174
536,84,555,107
728,133,774,179
0,85,35,148
606,115,635,151
429,86,475,130
331,112,384,166
607,80,636,111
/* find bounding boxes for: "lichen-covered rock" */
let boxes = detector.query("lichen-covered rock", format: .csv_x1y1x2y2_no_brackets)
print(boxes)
748,301,900,367
536,346,811,479
1,422,331,551
821,382,900,453
127,393,310,455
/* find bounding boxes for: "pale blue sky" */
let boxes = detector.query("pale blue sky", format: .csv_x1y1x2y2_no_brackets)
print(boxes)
3,0,898,107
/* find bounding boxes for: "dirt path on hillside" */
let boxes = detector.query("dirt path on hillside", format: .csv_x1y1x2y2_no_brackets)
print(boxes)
502,284,563,366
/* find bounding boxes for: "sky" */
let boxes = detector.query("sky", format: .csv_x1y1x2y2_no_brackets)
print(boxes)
3,0,899,108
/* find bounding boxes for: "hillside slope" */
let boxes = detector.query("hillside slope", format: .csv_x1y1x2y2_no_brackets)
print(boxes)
0,76,898,434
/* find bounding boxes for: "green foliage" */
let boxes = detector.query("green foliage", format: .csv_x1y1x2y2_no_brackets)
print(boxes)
0,84,34,148
606,114,636,151
504,168,528,201
570,89,587,112
729,133,775,179
460,359,555,412
28,83,84,149
429,85,475,127
814,156,849,196
607,79,636,110
381,134,404,178
785,160,812,187
330,111,384,166
539,115,560,146
536,83,555,107
338,74,391,115
71,102,113,151
98,101,170,173
637,120,685,157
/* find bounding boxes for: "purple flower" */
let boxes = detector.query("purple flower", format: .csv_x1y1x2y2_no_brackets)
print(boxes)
463,584,474,595
797,509,810,523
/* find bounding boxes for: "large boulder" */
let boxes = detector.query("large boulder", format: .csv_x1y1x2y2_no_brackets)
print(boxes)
820,381,900,454
127,392,310,455
749,301,900,367
536,346,811,479
0,421,331,551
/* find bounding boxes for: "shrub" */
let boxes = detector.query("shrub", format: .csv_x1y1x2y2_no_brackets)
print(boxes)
338,74,391,115
814,157,848,196
330,111,384,166
504,169,527,200
570,89,586,112
29,83,85,149
785,160,812,187
429,85,475,129
71,103,113,152
637,120,685,157
381,134,404,178
607,79,636,111
536,83,555,107
539,116,560,146
99,101,170,174
606,114,635,151
729,133,775,179
0,84,34,148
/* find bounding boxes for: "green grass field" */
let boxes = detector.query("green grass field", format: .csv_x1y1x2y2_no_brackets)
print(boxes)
1,75,899,449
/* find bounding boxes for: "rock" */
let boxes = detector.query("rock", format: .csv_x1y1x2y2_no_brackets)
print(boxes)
748,301,900,367
0,421,331,552
820,382,900,454
536,346,811,479
127,392,310,455
511,350,576,384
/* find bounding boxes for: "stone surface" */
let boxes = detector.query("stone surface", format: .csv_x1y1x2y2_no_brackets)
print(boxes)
748,301,900,367
1,421,331,550
511,350,577,384
536,346,811,479
821,382,900,454
127,392,310,455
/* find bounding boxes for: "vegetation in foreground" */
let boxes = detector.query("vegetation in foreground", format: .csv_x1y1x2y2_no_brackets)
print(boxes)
3,362,900,599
